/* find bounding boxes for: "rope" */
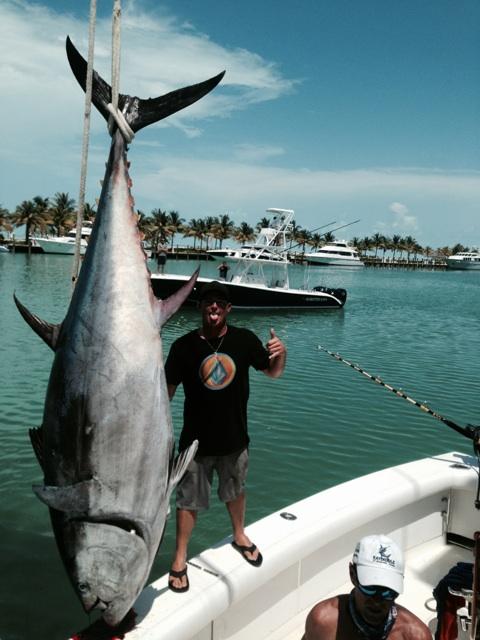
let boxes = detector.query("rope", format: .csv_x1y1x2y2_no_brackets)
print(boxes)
108,0,123,136
71,0,97,289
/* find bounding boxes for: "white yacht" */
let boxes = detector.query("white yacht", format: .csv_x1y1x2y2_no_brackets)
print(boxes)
32,221,93,255
446,250,480,270
305,240,364,267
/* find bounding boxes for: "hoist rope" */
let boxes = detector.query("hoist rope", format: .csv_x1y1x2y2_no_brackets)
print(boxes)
71,0,97,288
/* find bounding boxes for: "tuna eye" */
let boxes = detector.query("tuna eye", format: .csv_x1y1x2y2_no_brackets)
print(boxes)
78,581,90,593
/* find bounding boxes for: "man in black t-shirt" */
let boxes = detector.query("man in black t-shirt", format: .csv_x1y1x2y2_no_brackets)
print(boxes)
165,280,286,592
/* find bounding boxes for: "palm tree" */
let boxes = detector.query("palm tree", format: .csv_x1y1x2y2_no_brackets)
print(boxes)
403,235,417,262
294,227,312,253
287,221,301,248
212,213,235,249
50,192,76,236
322,231,335,244
310,233,324,250
203,216,218,250
360,236,373,257
167,210,184,250
12,200,50,243
234,222,255,245
371,232,385,259
183,218,208,249
256,217,271,231
150,208,170,248
390,234,402,262
83,202,97,222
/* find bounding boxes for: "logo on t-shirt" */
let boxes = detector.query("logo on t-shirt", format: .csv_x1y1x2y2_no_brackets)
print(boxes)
199,353,236,390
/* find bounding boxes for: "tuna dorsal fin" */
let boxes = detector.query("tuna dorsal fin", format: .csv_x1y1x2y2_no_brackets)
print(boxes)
168,440,199,496
14,294,62,351
66,36,225,134
156,269,199,327
29,427,44,471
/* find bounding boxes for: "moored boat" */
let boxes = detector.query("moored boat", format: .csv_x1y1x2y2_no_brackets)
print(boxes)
153,208,346,309
150,272,346,309
446,250,480,270
31,221,93,255
71,451,480,639
305,240,364,267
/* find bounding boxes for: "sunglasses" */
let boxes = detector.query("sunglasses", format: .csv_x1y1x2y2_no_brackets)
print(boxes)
202,298,228,308
357,582,398,601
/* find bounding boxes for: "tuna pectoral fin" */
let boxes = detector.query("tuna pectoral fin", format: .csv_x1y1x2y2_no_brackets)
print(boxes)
33,479,108,514
157,269,199,327
14,294,61,351
29,427,44,471
168,440,199,495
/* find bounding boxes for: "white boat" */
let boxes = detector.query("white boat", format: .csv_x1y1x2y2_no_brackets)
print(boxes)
446,250,480,270
0,245,9,253
70,451,480,639
152,209,347,309
305,240,364,267
207,209,294,265
32,221,93,255
151,269,347,310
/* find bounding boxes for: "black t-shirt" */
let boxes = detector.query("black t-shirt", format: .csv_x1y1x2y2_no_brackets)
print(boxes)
165,325,270,456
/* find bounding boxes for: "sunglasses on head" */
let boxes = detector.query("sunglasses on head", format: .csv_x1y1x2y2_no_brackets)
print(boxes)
357,582,398,601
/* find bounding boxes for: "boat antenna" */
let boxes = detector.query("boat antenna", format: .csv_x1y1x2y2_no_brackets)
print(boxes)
71,0,97,289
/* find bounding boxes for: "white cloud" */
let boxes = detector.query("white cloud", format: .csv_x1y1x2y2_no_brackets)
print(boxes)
388,201,418,232
233,144,285,162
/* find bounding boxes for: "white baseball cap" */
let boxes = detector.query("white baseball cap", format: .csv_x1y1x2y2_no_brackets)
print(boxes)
352,534,404,594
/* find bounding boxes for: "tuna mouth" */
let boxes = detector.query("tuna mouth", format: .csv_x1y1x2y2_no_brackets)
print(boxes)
72,517,145,540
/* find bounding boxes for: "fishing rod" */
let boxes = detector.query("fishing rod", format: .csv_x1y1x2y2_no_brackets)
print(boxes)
318,345,476,441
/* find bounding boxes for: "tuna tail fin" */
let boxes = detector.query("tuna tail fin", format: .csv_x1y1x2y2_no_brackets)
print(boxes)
66,36,225,133
14,294,62,351
168,440,199,495
156,269,199,327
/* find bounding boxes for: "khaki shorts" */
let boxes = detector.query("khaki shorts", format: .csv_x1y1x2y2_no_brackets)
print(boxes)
176,448,249,511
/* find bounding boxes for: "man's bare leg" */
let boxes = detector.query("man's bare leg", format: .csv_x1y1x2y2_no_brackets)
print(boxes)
169,508,197,590
226,492,261,563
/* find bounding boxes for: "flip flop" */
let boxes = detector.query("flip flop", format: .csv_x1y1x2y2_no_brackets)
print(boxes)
168,566,189,593
231,540,263,567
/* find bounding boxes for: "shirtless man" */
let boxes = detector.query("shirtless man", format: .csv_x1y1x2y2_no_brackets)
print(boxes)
303,534,432,640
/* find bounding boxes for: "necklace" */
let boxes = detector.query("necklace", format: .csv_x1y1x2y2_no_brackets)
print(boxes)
200,328,227,355
348,591,397,640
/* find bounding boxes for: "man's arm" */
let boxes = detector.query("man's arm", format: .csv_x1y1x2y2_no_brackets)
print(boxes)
302,599,338,640
263,328,286,379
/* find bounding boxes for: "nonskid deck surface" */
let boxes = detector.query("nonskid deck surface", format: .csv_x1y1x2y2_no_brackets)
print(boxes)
272,538,471,640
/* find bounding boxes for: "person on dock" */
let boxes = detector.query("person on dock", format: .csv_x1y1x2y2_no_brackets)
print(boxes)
165,280,286,593
302,534,431,640
218,260,230,280
156,246,167,274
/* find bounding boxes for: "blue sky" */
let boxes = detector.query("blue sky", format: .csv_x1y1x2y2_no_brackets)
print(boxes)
1,0,479,247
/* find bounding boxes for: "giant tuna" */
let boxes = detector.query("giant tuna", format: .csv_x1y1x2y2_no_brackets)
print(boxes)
14,37,224,626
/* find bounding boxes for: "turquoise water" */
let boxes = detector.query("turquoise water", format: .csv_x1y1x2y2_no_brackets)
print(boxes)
1,253,479,639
